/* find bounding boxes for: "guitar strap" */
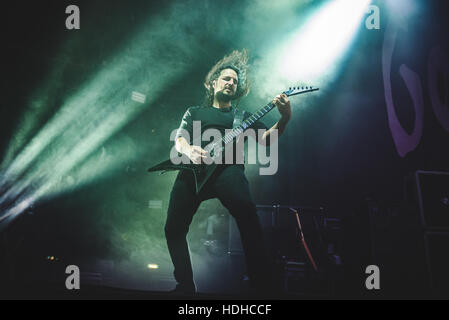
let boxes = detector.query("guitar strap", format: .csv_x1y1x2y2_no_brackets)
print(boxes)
187,107,244,193
232,107,245,129
232,107,245,143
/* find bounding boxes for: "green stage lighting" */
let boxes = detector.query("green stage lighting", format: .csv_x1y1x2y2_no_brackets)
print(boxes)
0,1,206,226
279,0,371,82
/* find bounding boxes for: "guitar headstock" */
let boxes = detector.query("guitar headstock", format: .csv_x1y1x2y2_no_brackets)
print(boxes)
284,86,319,97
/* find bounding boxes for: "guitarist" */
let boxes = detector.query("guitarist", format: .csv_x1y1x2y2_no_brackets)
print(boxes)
165,49,292,295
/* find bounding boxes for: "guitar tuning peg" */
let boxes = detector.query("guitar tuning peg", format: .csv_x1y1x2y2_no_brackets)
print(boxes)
289,87,291,90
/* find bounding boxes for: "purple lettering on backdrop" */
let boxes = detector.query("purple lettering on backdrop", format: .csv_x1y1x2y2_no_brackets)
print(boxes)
428,46,449,133
383,22,424,157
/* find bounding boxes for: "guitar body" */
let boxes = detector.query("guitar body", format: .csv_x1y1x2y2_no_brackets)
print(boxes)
147,159,218,194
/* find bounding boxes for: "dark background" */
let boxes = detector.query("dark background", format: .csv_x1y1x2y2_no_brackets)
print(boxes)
0,0,448,298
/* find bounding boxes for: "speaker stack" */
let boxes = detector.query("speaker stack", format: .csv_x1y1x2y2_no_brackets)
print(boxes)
414,171,449,297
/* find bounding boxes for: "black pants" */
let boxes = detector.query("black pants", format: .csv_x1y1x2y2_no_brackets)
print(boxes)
164,165,273,291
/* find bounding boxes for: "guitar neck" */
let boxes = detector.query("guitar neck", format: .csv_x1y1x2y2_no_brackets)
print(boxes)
220,102,276,146
242,102,276,129
206,86,318,152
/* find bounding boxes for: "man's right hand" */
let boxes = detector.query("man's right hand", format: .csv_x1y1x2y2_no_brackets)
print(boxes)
175,137,209,164
187,145,209,164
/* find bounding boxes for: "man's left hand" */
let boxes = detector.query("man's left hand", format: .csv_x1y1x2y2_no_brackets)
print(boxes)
273,93,292,120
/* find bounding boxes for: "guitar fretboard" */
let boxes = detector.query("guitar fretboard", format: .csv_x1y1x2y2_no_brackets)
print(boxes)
221,102,276,146
204,86,318,154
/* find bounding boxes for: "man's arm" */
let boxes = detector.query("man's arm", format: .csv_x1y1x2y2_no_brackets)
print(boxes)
174,107,208,164
260,93,292,146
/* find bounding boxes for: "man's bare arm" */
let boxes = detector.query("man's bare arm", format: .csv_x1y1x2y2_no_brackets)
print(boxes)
259,93,292,146
260,115,291,146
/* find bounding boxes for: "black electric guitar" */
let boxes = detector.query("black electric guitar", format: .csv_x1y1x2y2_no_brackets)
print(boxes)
147,86,319,194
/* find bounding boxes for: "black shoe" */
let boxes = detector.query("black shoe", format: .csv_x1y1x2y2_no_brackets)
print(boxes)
168,283,197,295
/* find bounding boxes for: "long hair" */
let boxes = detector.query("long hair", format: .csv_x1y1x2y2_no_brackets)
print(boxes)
203,49,250,107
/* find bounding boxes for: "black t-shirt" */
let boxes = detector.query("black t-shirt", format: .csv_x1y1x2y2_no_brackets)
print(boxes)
175,106,269,164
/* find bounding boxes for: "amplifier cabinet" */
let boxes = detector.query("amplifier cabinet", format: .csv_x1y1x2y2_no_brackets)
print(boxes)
415,171,449,230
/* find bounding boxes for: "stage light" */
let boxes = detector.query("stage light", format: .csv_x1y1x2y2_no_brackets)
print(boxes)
384,0,420,20
46,256,59,262
148,200,163,209
147,264,159,270
0,2,203,227
252,0,372,99
131,91,147,104
279,0,371,82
